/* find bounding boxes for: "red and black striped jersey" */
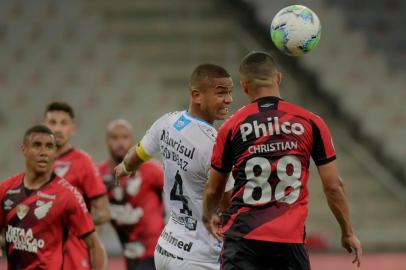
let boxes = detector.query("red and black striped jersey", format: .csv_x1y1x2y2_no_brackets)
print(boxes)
211,96,336,243
0,173,95,270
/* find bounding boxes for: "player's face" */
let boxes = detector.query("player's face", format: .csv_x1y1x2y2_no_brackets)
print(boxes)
44,111,75,148
106,125,134,163
22,133,57,174
200,77,233,121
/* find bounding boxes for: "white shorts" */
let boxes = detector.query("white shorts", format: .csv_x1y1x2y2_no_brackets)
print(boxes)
154,245,219,270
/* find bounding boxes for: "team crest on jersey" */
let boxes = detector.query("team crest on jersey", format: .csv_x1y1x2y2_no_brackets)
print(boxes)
4,199,14,210
173,115,191,131
34,201,53,220
16,204,29,220
54,162,71,177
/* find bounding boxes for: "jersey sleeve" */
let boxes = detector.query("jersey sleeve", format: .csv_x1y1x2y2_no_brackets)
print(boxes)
80,154,107,200
0,182,7,228
310,116,337,166
138,113,168,160
211,121,234,173
225,175,235,192
63,187,95,238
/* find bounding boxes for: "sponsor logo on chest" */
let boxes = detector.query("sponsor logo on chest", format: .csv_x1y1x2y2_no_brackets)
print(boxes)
240,116,305,142
6,225,45,253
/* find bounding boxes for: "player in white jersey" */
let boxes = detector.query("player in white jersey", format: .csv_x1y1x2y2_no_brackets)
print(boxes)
115,64,234,270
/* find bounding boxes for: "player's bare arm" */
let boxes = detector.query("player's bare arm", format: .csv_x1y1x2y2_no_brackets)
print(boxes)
220,190,232,213
318,160,362,267
91,195,111,225
83,232,108,270
202,168,230,241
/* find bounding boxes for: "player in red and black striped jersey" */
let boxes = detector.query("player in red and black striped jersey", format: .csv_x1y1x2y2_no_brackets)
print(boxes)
202,52,362,270
44,102,110,270
98,119,164,270
0,125,107,270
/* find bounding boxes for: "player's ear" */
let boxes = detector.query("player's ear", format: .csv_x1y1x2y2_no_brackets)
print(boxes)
20,143,26,155
240,80,249,95
275,72,282,86
191,88,202,105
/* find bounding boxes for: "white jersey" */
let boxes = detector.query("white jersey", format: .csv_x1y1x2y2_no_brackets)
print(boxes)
140,111,233,263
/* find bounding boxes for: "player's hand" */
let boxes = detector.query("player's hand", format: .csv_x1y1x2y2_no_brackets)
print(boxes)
342,234,362,267
114,162,130,185
203,213,223,242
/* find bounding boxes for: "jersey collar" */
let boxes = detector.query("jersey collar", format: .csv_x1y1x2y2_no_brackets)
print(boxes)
184,111,214,128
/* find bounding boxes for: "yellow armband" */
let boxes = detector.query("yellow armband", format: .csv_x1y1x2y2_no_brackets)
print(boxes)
135,143,153,161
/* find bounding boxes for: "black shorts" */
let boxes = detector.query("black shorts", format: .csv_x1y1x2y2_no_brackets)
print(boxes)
221,237,310,270
126,257,155,270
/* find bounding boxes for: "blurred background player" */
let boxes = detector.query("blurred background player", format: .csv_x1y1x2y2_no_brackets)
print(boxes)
203,52,362,270
43,102,111,270
0,125,107,270
98,119,164,270
115,64,234,270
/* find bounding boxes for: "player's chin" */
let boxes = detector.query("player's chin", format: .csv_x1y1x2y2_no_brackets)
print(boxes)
35,165,51,174
216,111,229,120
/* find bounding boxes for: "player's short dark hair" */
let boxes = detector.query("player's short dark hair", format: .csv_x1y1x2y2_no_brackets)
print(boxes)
23,125,54,143
239,51,278,88
45,101,75,119
190,64,230,91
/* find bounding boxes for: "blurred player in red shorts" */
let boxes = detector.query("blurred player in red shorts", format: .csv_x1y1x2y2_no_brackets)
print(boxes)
99,119,164,270
0,125,107,270
44,102,111,270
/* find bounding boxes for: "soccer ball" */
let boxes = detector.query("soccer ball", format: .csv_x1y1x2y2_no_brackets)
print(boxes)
270,5,321,56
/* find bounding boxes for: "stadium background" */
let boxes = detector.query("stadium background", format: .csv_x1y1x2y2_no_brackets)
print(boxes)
0,0,405,269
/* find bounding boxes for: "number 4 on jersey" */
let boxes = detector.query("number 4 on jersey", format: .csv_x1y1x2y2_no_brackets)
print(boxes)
170,171,192,216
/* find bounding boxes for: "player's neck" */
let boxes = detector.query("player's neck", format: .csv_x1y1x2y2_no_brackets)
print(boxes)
24,170,52,190
187,104,214,125
250,87,281,102
57,143,73,157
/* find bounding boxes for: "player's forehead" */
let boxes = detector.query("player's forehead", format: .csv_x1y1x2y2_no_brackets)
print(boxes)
45,110,73,121
210,77,233,90
27,132,55,144
107,123,133,137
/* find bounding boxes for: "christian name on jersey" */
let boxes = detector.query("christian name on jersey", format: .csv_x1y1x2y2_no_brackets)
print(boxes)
248,141,298,154
160,228,193,253
6,225,45,253
240,116,305,142
160,129,196,172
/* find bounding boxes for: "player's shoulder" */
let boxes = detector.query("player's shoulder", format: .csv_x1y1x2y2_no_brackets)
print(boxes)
0,173,24,191
280,100,323,121
70,148,92,160
159,111,182,123
97,159,110,171
69,148,98,168
54,177,87,209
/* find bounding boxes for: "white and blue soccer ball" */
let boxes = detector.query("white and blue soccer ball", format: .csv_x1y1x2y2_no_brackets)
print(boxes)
270,5,321,56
